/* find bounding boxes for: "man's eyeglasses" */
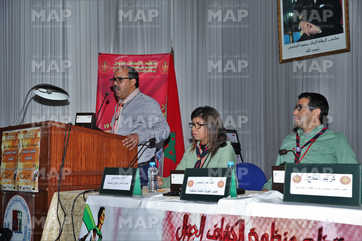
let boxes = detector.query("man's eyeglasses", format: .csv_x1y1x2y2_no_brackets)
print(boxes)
110,77,131,85
188,123,207,129
294,104,316,112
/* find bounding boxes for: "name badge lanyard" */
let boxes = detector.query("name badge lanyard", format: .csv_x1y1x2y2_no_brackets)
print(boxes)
112,100,124,133
294,127,328,163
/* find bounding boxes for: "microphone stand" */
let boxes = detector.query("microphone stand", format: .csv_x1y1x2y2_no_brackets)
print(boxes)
94,92,109,129
128,144,147,168
128,138,156,168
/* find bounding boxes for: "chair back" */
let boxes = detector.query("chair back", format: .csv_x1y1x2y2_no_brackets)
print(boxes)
236,162,267,191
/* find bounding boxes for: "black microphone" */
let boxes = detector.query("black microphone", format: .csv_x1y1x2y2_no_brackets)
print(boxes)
128,138,157,168
148,138,156,148
278,149,296,156
95,92,109,127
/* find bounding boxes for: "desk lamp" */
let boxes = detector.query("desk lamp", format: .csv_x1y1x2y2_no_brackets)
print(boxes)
13,83,70,125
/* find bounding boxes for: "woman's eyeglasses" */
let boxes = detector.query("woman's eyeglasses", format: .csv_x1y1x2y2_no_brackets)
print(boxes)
188,123,207,129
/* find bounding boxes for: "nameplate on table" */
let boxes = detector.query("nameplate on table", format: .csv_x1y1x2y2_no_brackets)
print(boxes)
272,165,286,193
99,167,142,196
170,170,185,194
185,176,227,195
290,173,353,197
171,173,184,185
180,168,231,202
273,170,285,184
103,175,133,191
283,164,361,206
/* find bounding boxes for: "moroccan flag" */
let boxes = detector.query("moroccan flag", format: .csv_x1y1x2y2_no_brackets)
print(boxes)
163,56,184,176
96,53,184,176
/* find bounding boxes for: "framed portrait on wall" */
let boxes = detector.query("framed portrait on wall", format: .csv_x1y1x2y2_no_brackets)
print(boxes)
278,0,350,63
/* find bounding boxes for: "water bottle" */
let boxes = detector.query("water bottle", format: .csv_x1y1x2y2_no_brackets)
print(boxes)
148,162,158,193
227,161,237,197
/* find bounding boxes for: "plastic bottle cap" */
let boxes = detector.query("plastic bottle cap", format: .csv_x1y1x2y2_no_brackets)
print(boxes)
150,162,156,166
227,161,234,167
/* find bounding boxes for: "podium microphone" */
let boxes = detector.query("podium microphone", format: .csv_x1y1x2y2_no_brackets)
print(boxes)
128,138,156,168
148,138,156,148
95,92,109,127
278,149,296,156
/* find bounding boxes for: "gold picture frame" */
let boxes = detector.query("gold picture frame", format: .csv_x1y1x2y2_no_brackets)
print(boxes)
278,0,350,63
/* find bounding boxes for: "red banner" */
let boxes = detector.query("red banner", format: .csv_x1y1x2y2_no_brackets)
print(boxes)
96,53,184,176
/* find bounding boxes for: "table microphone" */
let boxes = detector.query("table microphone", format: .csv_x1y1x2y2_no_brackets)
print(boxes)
278,149,296,156
95,92,109,127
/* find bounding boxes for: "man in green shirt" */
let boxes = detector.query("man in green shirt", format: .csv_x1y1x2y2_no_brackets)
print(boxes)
263,92,358,190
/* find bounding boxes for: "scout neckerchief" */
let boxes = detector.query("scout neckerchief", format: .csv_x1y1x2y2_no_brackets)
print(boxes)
112,88,140,133
194,142,209,168
294,127,328,163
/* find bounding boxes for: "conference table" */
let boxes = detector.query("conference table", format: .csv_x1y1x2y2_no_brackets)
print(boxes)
54,189,362,241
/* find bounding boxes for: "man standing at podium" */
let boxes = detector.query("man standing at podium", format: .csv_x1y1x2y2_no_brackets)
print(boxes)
110,66,170,186
262,92,357,190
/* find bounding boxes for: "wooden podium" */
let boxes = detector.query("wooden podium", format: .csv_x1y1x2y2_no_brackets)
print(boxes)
0,121,136,240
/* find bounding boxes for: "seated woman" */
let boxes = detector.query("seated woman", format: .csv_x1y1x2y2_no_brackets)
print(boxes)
158,106,237,188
